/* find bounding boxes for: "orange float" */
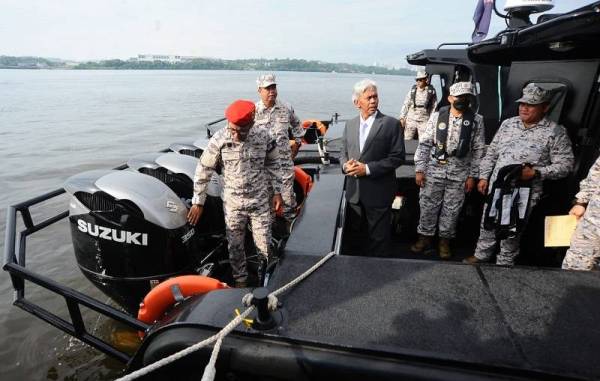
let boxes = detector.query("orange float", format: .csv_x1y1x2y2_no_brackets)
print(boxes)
301,120,327,144
137,275,229,327
294,166,313,198
275,166,313,217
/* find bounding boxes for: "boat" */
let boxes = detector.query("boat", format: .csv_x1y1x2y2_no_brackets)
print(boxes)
4,1,600,379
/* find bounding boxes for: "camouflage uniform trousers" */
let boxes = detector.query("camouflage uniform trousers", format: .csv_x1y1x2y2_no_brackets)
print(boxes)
280,158,297,221
474,192,541,266
562,206,600,270
417,177,466,238
404,117,428,141
224,203,271,283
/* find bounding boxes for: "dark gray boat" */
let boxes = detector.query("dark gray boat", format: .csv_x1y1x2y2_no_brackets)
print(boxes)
4,1,600,379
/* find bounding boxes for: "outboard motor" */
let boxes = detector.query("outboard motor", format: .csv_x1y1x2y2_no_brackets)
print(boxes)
127,152,225,236
64,170,202,314
169,136,210,159
169,142,203,158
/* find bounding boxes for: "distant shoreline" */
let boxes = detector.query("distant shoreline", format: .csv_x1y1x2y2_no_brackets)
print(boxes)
0,55,415,76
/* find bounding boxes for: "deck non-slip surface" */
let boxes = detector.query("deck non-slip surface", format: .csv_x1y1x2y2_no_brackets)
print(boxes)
269,255,600,379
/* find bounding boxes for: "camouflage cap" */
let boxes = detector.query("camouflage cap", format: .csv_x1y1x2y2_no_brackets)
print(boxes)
415,70,428,79
256,74,277,89
516,83,549,105
449,81,474,96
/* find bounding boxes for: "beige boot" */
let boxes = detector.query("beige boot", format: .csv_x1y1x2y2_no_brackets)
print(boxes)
462,255,486,265
410,234,432,254
439,238,452,259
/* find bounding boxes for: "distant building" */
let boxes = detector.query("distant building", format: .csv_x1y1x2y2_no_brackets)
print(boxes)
132,54,200,63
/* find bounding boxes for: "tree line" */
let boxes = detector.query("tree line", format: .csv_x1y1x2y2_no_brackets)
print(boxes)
0,55,413,76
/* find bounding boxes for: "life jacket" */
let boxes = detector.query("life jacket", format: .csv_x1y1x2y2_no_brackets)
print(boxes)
432,106,475,164
483,164,533,240
410,84,435,111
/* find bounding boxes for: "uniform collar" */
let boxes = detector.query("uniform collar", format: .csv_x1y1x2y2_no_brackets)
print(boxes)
256,99,281,113
520,116,551,130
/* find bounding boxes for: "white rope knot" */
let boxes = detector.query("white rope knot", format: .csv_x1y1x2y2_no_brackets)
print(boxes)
242,291,278,311
242,293,254,307
267,294,278,311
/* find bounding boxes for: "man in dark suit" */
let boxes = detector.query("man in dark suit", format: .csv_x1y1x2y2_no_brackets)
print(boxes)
341,79,405,256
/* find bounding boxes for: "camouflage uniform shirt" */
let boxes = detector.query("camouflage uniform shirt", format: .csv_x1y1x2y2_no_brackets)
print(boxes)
255,99,304,158
574,156,600,208
399,86,437,123
562,155,600,270
192,125,282,211
480,116,574,192
415,111,486,182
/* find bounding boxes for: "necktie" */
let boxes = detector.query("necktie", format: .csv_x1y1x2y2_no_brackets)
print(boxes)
360,122,368,152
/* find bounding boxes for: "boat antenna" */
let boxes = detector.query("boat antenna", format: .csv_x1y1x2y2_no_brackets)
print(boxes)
493,0,509,19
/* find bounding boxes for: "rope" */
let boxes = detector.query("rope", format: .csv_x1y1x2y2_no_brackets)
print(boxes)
115,307,254,381
117,251,336,381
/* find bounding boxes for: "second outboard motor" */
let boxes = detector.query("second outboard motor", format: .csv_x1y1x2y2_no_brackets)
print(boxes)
127,152,225,236
64,170,202,314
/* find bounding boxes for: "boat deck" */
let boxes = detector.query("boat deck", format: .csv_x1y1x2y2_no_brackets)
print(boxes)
269,254,600,379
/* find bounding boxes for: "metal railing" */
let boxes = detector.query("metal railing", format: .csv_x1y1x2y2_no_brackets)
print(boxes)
3,172,150,363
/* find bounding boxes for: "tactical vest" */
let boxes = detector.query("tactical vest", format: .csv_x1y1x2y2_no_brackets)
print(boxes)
432,106,475,164
410,84,435,111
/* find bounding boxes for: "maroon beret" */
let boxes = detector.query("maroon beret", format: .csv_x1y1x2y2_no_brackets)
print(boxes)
225,100,255,126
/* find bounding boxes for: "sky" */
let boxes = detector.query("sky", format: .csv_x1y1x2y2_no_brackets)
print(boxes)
0,0,593,67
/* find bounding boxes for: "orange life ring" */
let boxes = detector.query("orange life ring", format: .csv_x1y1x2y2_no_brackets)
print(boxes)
137,275,229,326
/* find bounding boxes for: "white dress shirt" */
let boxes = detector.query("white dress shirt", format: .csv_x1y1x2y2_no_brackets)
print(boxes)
359,112,376,152
358,112,376,176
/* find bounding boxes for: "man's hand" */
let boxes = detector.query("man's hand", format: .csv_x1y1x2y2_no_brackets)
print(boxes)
415,172,426,187
521,165,536,181
569,204,586,220
273,193,283,213
346,160,367,177
477,179,488,195
464,177,475,193
187,204,204,226
343,158,356,173
289,140,300,159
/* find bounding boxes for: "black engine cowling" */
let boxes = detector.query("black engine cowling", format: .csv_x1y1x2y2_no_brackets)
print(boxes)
64,170,203,314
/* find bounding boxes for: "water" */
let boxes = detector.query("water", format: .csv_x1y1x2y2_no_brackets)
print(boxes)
0,69,413,380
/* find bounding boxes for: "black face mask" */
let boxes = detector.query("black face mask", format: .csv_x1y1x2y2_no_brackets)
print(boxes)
453,98,469,112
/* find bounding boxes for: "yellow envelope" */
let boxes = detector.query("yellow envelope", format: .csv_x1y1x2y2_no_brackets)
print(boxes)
544,215,578,247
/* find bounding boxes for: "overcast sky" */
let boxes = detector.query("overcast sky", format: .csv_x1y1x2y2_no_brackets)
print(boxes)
0,0,592,66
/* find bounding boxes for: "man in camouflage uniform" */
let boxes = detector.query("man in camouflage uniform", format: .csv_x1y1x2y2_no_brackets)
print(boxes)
399,70,438,141
411,82,485,259
464,83,574,266
254,74,305,226
562,155,600,271
187,99,282,288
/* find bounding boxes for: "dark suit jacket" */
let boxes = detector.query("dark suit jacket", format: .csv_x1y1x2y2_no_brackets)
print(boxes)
340,111,405,208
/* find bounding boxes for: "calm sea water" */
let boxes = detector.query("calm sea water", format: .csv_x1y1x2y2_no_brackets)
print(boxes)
0,69,413,380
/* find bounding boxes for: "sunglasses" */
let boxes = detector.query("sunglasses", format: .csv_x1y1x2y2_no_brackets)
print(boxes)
416,78,427,82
